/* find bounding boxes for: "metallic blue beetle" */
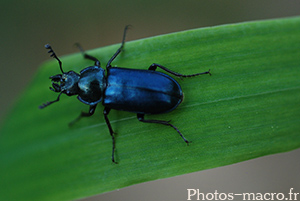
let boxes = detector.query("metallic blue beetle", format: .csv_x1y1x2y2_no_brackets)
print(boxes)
40,26,211,163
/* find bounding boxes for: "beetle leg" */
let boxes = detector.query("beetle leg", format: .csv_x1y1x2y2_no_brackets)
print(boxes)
106,25,131,69
75,43,101,67
148,63,211,78
103,107,117,164
137,113,190,144
69,104,97,126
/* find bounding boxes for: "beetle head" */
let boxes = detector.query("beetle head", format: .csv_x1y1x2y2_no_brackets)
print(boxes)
49,71,80,95
39,44,82,109
39,71,80,109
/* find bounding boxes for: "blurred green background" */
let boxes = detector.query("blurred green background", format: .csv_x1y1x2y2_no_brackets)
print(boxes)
1,1,299,201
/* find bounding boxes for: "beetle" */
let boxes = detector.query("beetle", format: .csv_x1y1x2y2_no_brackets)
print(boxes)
39,26,211,163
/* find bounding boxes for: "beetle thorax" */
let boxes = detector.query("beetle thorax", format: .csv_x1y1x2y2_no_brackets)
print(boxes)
77,66,106,105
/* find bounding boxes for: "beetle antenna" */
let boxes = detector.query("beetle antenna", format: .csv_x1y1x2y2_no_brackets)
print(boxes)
45,44,64,74
39,92,62,109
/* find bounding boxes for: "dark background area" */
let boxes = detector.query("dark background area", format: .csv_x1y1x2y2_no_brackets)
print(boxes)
1,1,299,201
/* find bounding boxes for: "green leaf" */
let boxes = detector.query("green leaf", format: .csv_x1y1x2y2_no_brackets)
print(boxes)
1,16,300,200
